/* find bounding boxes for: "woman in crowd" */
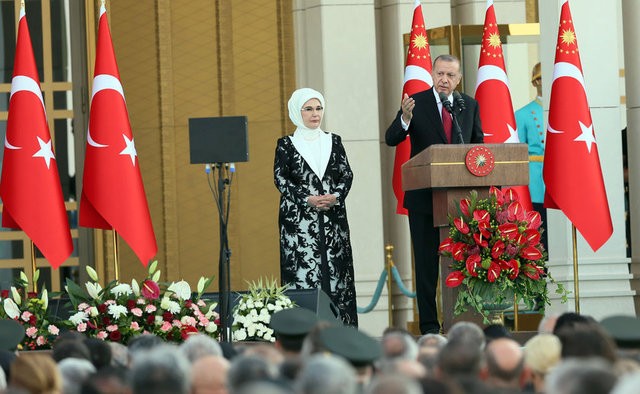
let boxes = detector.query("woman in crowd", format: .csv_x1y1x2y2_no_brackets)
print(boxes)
274,88,357,326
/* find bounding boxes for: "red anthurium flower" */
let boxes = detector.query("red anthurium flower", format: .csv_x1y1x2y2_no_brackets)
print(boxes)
487,262,501,283
473,209,490,224
523,229,541,246
515,232,527,246
445,271,465,288
491,240,506,259
452,243,467,262
460,199,471,216
466,254,481,277
526,210,542,230
454,217,470,234
498,223,519,240
496,259,510,271
521,246,543,261
438,237,454,253
490,186,504,205
503,187,519,202
141,280,161,300
505,259,520,280
473,233,488,248
478,220,492,238
507,201,526,221
523,263,541,280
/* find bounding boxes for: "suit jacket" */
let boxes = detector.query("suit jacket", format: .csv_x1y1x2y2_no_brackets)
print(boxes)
385,87,484,213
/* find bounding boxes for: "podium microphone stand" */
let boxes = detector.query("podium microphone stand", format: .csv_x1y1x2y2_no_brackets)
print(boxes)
212,163,233,342
188,116,249,343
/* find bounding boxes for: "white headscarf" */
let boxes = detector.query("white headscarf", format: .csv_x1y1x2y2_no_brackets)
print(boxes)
287,88,331,180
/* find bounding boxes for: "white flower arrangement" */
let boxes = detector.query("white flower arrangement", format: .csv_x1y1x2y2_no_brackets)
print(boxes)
231,278,294,342
0,270,60,350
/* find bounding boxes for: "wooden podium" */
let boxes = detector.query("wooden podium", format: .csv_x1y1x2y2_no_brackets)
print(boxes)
402,143,529,331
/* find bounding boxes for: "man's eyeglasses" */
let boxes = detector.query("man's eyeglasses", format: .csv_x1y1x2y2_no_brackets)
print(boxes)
301,106,324,113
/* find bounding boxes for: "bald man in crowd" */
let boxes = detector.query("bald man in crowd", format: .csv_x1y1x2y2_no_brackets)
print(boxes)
190,355,230,394
482,337,528,393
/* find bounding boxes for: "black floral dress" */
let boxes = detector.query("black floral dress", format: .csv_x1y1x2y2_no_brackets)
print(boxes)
273,133,358,326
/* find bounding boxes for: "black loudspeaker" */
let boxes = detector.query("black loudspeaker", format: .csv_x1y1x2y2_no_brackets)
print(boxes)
285,288,340,323
188,116,249,164
201,288,340,323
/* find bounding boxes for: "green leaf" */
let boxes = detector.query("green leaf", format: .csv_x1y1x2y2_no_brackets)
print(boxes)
64,278,89,307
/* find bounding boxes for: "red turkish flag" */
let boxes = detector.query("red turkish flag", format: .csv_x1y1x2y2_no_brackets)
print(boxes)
0,10,73,269
392,0,433,215
474,0,532,211
80,6,157,266
543,0,612,251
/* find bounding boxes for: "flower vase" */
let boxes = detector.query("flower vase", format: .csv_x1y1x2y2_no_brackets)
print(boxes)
481,289,514,326
483,302,512,325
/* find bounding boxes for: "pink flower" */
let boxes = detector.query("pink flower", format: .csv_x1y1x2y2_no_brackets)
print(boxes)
181,316,197,327
106,324,119,332
48,325,60,335
198,316,210,326
131,308,143,317
160,321,172,332
25,327,38,338
36,336,46,346
21,311,33,322
137,298,147,305
97,331,108,340
78,302,90,311
130,321,141,331
145,304,157,313
77,322,87,332
197,300,206,308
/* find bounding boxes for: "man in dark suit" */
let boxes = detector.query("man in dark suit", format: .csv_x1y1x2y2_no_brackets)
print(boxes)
385,54,484,334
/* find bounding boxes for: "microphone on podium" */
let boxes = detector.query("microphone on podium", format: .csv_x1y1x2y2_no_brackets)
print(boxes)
452,91,466,113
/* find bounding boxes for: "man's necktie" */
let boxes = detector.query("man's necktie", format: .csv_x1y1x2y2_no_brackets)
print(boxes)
442,105,452,143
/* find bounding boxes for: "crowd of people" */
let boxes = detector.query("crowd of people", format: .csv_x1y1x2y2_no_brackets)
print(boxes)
1,308,640,394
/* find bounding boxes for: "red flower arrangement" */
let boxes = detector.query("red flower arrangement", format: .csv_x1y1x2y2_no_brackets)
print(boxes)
438,187,568,321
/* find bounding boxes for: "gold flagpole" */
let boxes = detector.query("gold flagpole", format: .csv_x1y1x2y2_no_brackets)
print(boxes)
572,225,580,313
112,230,120,281
30,241,37,293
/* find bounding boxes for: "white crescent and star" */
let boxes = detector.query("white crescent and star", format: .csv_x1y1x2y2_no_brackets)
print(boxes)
32,136,56,169
5,75,47,151
87,74,125,148
475,64,519,142
120,134,138,166
547,61,596,153
86,74,138,166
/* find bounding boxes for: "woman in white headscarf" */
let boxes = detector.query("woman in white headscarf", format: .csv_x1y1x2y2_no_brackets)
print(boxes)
274,88,357,326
